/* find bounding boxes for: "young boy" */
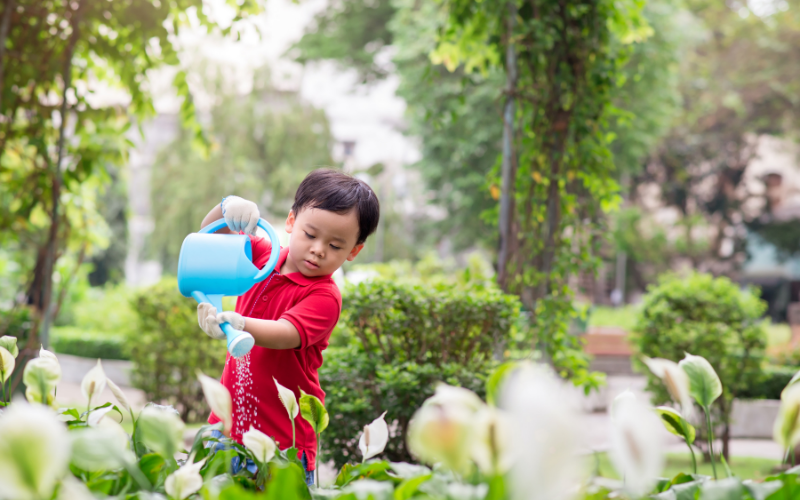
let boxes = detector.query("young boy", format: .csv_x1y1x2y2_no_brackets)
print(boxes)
197,169,380,484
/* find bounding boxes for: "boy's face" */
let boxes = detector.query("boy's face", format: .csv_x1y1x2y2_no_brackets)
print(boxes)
283,207,364,277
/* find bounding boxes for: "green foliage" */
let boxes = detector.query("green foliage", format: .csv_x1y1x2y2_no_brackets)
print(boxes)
739,365,797,400
631,271,767,450
50,327,126,361
320,280,519,468
148,65,334,271
125,278,224,422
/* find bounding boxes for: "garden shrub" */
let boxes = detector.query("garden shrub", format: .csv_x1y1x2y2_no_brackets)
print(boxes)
738,365,796,400
320,280,519,468
125,278,224,422
631,271,767,457
51,327,128,360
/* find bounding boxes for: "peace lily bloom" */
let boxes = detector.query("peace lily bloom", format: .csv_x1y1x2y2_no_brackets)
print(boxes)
643,357,694,418
87,406,115,427
0,335,18,357
198,372,232,435
137,405,186,458
71,418,133,471
0,346,14,383
243,426,277,464
503,363,582,500
609,395,665,498
107,377,131,413
39,346,58,361
23,356,61,406
407,384,482,476
56,476,96,500
165,457,206,500
82,359,107,408
0,402,71,500
358,411,389,462
274,377,299,446
471,406,512,476
610,389,636,422
774,383,800,451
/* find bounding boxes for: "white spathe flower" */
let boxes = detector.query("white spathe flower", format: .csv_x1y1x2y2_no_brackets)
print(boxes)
611,389,636,422
39,346,58,361
343,479,393,500
87,405,115,427
23,357,61,406
0,402,71,500
56,476,96,500
71,418,133,471
502,362,583,500
82,359,107,408
165,457,206,500
775,383,800,450
471,406,512,475
407,386,480,475
0,346,14,383
106,377,131,412
243,426,277,464
358,411,389,461
426,383,485,412
0,335,18,358
274,377,299,420
198,372,232,435
609,396,665,498
138,405,186,458
643,357,694,419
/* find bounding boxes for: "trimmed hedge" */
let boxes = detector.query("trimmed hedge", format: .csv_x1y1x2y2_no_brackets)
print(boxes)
738,364,796,400
51,327,128,360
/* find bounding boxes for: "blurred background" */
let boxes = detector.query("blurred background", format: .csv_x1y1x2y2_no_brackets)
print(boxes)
4,0,800,478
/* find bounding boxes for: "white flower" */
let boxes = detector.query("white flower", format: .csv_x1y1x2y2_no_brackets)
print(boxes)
0,335,18,358
407,385,481,475
56,476,96,500
274,377,299,420
71,418,132,471
87,406,115,427
775,383,800,450
503,363,583,500
165,457,206,500
0,402,70,500
138,405,186,458
23,357,61,406
82,359,107,408
611,389,636,422
471,406,512,475
358,411,389,461
0,346,14,383
609,396,665,497
39,346,58,361
107,377,131,412
198,372,232,435
343,479,393,500
643,357,694,418
243,426,277,464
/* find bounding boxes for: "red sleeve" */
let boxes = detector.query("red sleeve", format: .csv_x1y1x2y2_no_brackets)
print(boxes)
248,235,273,269
281,291,341,349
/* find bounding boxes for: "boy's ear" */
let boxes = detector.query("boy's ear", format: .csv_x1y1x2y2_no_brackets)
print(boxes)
285,210,296,234
346,243,365,262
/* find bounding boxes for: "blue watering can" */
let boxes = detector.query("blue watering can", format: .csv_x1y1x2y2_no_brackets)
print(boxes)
177,218,281,358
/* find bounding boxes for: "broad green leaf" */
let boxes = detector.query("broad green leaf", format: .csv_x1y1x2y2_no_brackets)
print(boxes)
299,389,329,435
485,362,517,406
698,477,742,500
263,461,312,500
743,479,782,500
138,453,165,487
679,353,722,408
655,406,696,444
394,474,432,500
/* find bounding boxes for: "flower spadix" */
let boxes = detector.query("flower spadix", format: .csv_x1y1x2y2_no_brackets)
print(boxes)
106,377,131,412
407,384,482,475
0,346,14,384
23,356,61,406
503,363,582,500
165,457,206,500
243,426,277,464
775,383,800,450
82,359,107,408
359,411,389,461
138,405,186,458
198,372,232,435
609,395,665,498
471,406,512,475
643,357,694,418
0,402,70,500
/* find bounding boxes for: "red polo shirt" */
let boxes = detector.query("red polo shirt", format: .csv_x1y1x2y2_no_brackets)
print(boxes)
208,235,341,471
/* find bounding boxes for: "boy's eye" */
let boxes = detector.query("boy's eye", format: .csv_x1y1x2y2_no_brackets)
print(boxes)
304,231,315,239
330,244,342,250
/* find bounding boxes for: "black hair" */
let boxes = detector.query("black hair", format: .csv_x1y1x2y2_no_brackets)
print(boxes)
291,169,380,245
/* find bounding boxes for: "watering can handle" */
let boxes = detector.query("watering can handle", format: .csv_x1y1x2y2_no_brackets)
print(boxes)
198,218,281,282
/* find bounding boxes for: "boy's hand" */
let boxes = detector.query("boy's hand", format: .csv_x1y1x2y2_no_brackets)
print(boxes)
197,303,246,340
222,196,260,234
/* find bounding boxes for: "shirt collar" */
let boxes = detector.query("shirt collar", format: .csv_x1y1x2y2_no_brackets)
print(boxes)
276,246,331,286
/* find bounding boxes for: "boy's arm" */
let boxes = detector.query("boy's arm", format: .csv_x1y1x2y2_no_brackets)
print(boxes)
244,318,301,349
200,202,232,234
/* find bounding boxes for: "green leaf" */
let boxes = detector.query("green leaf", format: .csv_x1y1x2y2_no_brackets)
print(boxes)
263,461,312,500
485,362,517,406
787,370,800,392
393,474,432,500
679,353,723,408
655,406,696,444
698,477,742,500
138,453,165,487
743,479,782,500
299,389,329,435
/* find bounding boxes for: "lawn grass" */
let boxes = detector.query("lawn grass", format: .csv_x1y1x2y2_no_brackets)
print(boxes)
591,452,781,481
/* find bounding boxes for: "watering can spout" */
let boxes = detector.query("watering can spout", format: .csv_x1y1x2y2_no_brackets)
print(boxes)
177,218,281,358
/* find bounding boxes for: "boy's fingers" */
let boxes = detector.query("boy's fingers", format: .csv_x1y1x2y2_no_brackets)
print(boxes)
244,212,258,235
